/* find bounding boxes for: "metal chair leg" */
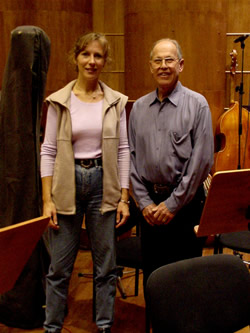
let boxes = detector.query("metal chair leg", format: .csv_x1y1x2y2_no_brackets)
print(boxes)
117,276,127,299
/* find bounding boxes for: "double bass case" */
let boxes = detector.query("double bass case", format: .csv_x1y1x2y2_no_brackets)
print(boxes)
0,26,50,329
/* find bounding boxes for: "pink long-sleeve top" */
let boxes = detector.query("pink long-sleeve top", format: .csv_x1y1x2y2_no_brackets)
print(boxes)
41,91,130,189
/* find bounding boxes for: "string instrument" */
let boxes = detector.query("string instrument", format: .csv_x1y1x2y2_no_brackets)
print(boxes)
213,50,250,172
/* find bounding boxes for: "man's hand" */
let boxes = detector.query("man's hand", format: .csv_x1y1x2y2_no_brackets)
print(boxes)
152,202,175,225
142,203,157,226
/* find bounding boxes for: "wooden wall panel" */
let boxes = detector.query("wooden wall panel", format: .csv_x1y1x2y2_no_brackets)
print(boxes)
93,0,124,33
124,0,228,132
226,0,250,109
0,0,92,98
0,0,249,132
93,0,125,93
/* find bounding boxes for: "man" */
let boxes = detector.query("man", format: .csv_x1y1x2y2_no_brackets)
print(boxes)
128,38,214,288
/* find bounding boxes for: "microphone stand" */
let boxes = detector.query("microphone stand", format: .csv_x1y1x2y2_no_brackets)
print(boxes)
235,39,246,169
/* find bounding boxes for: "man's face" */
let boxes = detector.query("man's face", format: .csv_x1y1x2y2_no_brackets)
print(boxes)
149,40,184,91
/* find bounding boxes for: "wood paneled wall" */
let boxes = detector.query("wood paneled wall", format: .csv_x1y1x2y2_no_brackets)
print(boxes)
226,0,250,110
124,0,228,131
93,0,125,93
123,0,250,131
0,0,250,132
0,0,92,97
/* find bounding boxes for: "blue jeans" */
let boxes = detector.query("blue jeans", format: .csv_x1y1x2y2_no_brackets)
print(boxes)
44,164,117,332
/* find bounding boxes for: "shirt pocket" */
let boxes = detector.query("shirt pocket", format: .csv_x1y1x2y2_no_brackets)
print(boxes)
169,131,192,161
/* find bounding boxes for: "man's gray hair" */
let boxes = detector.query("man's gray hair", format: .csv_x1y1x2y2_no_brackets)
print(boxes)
150,38,183,60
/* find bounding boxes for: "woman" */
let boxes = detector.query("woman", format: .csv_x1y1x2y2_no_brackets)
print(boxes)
41,32,130,333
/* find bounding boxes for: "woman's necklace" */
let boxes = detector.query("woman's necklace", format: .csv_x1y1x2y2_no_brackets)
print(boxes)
73,83,103,102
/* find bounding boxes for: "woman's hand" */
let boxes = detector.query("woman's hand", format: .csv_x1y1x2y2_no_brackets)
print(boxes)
116,188,130,228
42,176,59,230
116,201,130,228
43,200,59,230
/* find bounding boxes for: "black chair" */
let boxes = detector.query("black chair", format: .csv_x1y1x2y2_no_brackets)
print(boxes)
115,196,143,297
146,254,250,333
214,231,250,267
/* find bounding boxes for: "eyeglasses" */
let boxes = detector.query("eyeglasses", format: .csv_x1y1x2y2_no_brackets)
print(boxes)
152,57,179,67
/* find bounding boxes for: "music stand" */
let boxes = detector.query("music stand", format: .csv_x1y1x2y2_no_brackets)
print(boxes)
0,216,49,294
196,169,250,237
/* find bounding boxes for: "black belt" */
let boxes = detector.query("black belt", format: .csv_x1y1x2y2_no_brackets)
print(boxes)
147,183,175,196
75,157,102,169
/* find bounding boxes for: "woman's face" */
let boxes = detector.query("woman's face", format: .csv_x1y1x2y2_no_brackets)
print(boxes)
75,40,106,81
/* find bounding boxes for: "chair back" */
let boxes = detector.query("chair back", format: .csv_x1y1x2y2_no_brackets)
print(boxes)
146,254,250,333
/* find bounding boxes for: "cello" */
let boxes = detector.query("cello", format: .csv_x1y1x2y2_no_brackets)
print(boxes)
213,50,250,172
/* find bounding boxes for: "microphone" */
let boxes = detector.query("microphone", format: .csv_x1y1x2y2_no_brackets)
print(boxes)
234,34,249,43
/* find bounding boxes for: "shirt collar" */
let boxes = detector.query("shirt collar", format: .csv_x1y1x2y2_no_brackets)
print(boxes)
149,81,183,107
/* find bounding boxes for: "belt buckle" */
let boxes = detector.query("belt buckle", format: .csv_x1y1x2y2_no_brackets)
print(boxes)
153,184,170,195
153,184,159,193
154,184,164,194
80,159,93,169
